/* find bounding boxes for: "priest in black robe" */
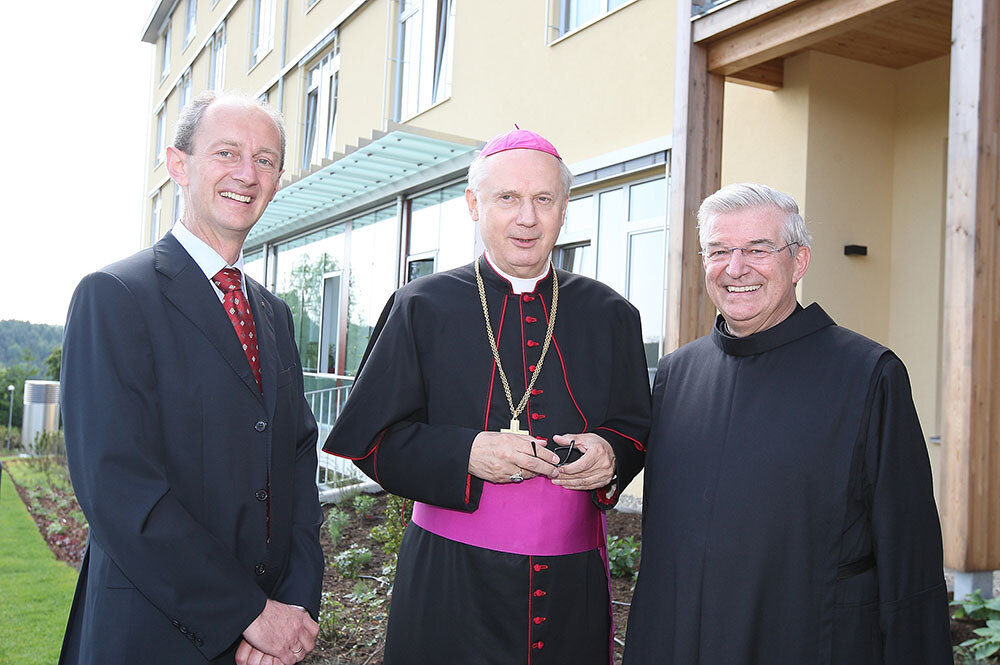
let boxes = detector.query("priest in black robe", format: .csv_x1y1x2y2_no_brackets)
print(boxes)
623,183,952,665
324,128,650,664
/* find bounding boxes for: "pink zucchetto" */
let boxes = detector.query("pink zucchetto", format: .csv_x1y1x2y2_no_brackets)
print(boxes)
480,127,562,160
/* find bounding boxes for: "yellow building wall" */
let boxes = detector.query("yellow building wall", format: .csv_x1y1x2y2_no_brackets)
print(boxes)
405,0,673,163
331,0,390,154
888,55,949,488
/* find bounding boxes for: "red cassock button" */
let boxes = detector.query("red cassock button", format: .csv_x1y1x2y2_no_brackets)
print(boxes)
525,316,538,323
531,389,544,396
527,340,539,347
523,294,535,302
531,413,546,421
532,641,545,649
533,563,549,571
533,589,546,597
533,616,547,624
528,364,537,372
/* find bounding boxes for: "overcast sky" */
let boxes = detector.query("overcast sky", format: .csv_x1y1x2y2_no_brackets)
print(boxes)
0,1,154,326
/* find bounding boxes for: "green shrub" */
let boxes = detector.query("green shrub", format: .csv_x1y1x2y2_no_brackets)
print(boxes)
325,505,350,544
317,591,344,642
352,494,376,520
953,590,1000,661
370,494,411,558
607,535,641,578
332,544,372,578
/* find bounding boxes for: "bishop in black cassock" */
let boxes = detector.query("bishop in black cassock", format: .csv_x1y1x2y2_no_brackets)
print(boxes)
324,129,649,664
623,183,952,665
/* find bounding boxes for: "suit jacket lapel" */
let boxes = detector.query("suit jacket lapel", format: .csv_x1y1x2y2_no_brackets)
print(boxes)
154,234,263,400
246,277,277,421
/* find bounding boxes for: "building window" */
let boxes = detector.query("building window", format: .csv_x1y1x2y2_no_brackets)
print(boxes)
346,207,399,374
397,0,454,120
250,0,276,68
209,23,226,91
178,68,193,116
306,0,321,9
184,0,197,46
150,192,162,245
155,106,166,165
173,182,184,224
406,182,470,279
553,0,630,38
555,173,668,379
302,45,340,171
160,23,171,81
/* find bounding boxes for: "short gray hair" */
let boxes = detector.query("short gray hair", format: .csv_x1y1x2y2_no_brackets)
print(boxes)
173,90,287,170
466,150,574,199
697,183,812,249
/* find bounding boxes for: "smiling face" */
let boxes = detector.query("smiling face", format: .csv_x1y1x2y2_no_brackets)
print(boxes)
703,205,811,337
465,149,567,278
166,99,283,255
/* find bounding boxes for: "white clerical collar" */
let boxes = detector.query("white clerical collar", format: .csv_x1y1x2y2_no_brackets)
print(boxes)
483,251,549,295
171,221,246,293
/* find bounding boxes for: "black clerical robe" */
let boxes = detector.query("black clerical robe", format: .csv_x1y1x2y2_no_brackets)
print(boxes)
324,259,650,664
623,303,951,665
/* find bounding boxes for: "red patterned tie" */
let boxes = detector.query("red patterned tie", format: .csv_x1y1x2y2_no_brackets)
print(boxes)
213,268,262,392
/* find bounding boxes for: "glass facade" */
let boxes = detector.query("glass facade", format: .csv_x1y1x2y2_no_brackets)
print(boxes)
260,168,668,382
558,174,668,379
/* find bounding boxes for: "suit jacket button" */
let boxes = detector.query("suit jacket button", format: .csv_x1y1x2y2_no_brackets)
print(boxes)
255,489,268,501
255,563,267,576
255,421,267,432
195,638,204,647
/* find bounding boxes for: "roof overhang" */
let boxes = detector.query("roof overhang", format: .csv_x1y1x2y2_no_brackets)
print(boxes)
244,124,483,251
141,0,174,43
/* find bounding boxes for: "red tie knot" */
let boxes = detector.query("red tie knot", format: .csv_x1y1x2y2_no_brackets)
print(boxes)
213,267,243,293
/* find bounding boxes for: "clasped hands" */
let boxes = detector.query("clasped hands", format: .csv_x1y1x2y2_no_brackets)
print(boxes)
237,599,319,665
469,431,616,491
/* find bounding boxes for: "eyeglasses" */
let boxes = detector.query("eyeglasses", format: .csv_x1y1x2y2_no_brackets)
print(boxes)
699,242,799,264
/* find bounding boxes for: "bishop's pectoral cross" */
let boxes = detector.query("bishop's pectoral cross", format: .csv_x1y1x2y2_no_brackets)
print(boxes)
501,418,527,435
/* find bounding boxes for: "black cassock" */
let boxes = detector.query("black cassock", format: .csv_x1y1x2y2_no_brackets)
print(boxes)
324,259,650,664
624,303,952,665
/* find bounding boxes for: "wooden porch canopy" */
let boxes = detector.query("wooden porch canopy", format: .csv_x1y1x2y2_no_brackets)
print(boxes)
668,0,999,572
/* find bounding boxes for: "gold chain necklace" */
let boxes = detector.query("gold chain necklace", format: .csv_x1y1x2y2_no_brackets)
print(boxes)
475,257,558,434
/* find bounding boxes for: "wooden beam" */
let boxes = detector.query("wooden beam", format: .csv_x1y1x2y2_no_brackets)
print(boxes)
726,58,784,90
706,0,920,76
665,0,723,353
941,0,1000,572
693,0,809,42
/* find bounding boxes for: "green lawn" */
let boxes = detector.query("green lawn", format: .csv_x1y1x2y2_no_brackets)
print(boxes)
0,462,78,665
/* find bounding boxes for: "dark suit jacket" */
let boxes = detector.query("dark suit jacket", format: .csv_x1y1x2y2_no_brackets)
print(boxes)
59,233,323,664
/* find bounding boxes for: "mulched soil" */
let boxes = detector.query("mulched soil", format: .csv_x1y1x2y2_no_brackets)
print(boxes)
4,466,986,665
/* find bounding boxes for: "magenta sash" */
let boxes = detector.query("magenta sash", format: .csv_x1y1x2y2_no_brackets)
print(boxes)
411,476,602,556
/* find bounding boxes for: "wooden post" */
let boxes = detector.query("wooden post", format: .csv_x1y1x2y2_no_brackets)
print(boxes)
941,0,1000,572
665,1,724,353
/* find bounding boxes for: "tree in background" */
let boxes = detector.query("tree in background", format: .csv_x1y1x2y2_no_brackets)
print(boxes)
44,347,62,381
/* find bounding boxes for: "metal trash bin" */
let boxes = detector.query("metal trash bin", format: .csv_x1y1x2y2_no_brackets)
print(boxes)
22,380,60,452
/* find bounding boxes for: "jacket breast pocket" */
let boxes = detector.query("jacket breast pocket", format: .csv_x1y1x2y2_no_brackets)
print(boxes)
276,365,297,388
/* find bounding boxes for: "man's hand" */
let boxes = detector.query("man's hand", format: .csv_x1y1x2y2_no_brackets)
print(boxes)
239,599,319,665
550,433,616,491
469,431,561,483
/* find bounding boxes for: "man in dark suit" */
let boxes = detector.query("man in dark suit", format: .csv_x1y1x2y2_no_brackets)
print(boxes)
59,91,323,665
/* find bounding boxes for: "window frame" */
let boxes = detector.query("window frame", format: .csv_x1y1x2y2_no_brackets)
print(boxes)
301,45,340,171
395,0,455,121
184,0,197,48
208,22,227,91
250,0,276,69
154,105,167,166
150,191,163,245
159,22,172,81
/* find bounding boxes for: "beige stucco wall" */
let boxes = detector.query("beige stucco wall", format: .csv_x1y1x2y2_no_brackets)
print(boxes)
332,0,390,154
888,55,949,488
404,0,673,163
